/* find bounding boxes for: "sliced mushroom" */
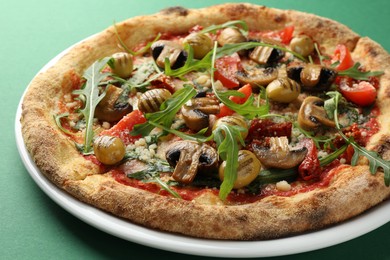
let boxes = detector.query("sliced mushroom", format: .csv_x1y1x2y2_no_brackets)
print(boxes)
95,85,132,122
217,27,246,46
266,77,301,103
249,45,284,65
287,64,337,91
151,40,187,69
298,96,336,130
289,35,315,57
181,97,219,132
236,66,278,87
165,141,218,184
252,136,307,169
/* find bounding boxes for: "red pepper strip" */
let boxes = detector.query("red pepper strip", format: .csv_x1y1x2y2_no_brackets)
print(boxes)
99,110,146,145
298,138,321,181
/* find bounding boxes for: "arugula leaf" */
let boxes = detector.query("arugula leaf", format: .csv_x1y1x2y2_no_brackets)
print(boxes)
147,121,212,143
338,62,384,80
53,113,76,136
164,44,213,79
325,91,390,186
319,144,348,167
200,20,249,36
131,85,196,136
164,41,307,79
213,124,246,200
72,57,111,153
349,139,390,186
210,42,269,119
114,22,161,56
215,42,307,61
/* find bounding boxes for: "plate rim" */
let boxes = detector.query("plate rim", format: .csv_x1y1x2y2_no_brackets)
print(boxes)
14,37,390,258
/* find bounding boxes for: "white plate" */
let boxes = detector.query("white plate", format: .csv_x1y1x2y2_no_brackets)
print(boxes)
15,39,390,258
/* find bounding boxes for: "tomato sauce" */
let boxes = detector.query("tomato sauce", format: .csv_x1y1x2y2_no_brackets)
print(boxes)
110,160,347,204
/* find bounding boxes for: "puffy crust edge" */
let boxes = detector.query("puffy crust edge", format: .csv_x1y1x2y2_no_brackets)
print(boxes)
21,3,390,240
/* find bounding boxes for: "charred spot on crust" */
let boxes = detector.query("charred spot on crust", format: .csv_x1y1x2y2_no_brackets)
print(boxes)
222,4,261,19
161,6,188,16
376,137,390,160
273,14,286,23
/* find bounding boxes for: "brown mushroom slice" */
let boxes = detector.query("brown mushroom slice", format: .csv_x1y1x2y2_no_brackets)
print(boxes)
95,85,132,122
249,45,284,65
236,67,278,86
252,136,307,169
287,64,337,91
181,97,220,131
181,106,209,132
151,40,187,69
165,141,218,184
298,96,336,130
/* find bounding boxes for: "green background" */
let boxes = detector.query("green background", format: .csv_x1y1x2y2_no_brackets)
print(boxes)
1,0,389,259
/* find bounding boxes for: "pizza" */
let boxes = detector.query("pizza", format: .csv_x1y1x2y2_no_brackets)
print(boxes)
21,3,390,240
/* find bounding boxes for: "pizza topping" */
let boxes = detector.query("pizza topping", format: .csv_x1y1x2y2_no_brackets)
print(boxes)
298,96,336,130
212,115,248,140
93,135,126,165
94,85,133,122
289,35,315,57
236,66,278,87
338,78,377,106
181,97,219,131
183,32,213,59
151,40,188,69
266,77,301,103
55,19,390,203
166,141,218,184
217,27,247,46
107,52,134,78
297,138,321,180
249,45,285,65
252,136,307,169
219,150,261,189
137,88,172,113
287,64,337,90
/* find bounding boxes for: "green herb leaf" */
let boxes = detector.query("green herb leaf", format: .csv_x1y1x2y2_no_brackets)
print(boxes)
200,20,249,36
164,44,213,79
216,42,307,61
53,113,76,136
349,139,390,186
131,85,196,136
114,22,161,56
338,62,384,80
325,91,390,186
210,42,269,119
319,144,348,167
213,124,246,200
72,57,111,153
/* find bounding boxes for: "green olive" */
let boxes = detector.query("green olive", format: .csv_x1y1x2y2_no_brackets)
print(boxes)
109,52,134,78
219,150,261,189
212,115,248,139
217,27,246,46
137,89,172,113
183,33,213,59
266,78,301,103
290,35,315,57
93,135,126,165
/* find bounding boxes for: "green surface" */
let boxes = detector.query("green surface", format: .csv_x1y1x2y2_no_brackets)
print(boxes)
1,0,390,259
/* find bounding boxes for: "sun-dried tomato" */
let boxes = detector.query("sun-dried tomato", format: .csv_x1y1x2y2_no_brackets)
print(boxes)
246,119,292,141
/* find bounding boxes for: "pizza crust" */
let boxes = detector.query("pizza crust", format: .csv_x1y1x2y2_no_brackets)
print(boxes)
21,3,390,240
